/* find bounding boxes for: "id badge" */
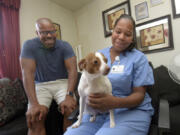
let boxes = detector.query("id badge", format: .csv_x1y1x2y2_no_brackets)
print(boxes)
111,65,124,73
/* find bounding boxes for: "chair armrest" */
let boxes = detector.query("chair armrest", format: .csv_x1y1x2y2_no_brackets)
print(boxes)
158,99,170,135
68,107,79,122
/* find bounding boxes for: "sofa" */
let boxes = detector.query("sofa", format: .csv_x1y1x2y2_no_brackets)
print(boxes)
1,65,180,135
0,78,64,135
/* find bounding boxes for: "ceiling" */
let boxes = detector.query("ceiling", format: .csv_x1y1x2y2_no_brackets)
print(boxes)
50,0,93,11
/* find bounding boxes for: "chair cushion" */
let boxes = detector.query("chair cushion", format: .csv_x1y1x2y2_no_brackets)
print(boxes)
0,78,27,126
0,115,27,135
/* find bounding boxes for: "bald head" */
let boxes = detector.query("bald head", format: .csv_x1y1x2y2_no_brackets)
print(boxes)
35,18,54,31
35,18,57,48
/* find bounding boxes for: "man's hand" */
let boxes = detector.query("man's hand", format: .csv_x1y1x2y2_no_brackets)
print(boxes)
88,93,116,112
60,95,76,115
26,104,48,128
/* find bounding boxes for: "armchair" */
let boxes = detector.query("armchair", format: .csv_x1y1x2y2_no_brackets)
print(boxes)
150,65,180,135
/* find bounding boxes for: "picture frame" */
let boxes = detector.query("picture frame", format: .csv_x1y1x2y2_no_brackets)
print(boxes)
53,23,61,40
171,0,180,19
135,2,149,21
150,0,164,7
136,15,174,54
102,1,131,37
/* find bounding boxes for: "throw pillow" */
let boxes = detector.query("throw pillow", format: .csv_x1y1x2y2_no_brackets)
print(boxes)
0,78,27,126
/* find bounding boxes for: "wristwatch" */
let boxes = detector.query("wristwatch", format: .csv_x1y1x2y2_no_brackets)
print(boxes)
66,91,74,97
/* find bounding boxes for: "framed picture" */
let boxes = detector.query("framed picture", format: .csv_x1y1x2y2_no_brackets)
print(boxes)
171,0,180,19
102,1,131,37
150,0,164,6
136,15,174,54
53,23,61,40
135,2,149,21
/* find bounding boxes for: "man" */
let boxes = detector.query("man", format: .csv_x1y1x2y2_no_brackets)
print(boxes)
20,18,77,135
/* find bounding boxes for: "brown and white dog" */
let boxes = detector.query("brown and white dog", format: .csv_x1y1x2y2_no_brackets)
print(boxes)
72,52,115,128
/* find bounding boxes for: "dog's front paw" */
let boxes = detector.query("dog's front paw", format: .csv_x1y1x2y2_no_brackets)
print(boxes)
89,115,96,122
110,121,115,128
72,121,81,128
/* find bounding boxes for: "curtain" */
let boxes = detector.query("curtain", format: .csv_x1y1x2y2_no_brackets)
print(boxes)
0,0,21,80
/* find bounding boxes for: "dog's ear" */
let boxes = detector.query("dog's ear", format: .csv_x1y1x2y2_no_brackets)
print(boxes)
78,59,86,71
100,52,108,63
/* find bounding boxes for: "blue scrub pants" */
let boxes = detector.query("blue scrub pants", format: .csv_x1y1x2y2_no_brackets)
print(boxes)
64,109,152,135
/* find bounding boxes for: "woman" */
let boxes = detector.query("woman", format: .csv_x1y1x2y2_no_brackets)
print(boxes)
64,14,154,135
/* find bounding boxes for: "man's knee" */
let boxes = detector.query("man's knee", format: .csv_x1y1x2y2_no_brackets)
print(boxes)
28,120,46,135
29,119,46,131
64,109,73,117
62,108,74,132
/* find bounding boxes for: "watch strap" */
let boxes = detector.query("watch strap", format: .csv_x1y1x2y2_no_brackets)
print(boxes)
66,91,74,97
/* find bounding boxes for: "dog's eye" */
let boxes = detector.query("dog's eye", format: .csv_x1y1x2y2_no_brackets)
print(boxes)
94,60,98,64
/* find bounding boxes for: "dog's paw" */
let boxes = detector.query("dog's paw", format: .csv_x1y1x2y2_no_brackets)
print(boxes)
110,122,115,128
89,115,96,122
72,124,79,128
77,115,80,119
72,121,80,128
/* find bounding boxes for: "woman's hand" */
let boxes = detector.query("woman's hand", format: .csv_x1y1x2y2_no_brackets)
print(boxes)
88,93,116,112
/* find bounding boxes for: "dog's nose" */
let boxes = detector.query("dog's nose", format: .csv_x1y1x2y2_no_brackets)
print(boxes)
103,66,110,75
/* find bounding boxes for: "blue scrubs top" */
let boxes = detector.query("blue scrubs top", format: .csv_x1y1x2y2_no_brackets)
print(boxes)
99,47,154,115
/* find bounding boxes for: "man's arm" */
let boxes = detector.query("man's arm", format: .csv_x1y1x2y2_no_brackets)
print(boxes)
20,58,38,105
20,58,48,128
65,56,78,94
60,56,78,114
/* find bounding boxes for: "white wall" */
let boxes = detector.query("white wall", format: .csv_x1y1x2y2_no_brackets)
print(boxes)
19,0,180,68
131,0,180,68
74,0,127,58
74,0,180,68
20,0,78,47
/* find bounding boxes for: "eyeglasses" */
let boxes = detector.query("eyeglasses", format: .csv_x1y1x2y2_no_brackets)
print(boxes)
39,30,56,36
